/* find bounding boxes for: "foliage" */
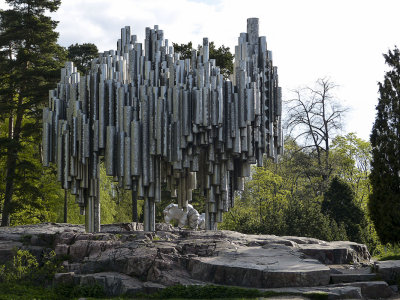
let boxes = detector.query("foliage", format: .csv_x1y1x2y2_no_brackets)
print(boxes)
99,162,145,224
0,0,66,225
0,249,62,285
55,190,85,224
173,41,234,78
220,178,348,242
0,249,38,282
34,250,65,284
0,118,63,225
0,249,104,299
369,46,400,244
54,282,105,298
0,282,60,300
208,41,234,79
0,281,105,300
143,284,289,299
331,133,372,208
322,177,366,243
284,194,348,241
67,43,99,74
373,243,400,261
220,133,380,251
172,41,193,60
285,78,348,193
242,167,289,234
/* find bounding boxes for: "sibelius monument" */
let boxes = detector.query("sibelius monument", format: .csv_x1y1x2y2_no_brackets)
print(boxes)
42,18,283,232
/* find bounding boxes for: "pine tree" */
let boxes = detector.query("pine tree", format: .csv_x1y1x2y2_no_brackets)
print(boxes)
322,177,366,243
369,47,400,243
0,0,65,226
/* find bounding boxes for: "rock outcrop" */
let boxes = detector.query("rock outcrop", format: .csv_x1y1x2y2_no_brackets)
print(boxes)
0,223,398,299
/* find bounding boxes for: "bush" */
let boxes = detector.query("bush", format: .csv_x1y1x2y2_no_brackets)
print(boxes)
0,249,38,283
0,249,105,299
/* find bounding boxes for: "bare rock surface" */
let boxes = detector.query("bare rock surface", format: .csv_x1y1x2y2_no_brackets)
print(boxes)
0,222,397,299
264,285,363,299
376,260,400,283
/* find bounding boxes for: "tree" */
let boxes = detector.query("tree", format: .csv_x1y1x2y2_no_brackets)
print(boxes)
322,177,366,243
369,47,400,244
208,42,234,79
0,0,65,226
331,133,372,207
172,42,193,60
67,43,98,74
173,41,234,79
285,78,348,192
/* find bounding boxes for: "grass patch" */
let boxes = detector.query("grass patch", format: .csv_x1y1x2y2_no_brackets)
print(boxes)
378,254,400,261
0,282,311,299
373,243,400,261
303,291,329,300
0,282,58,300
0,282,105,300
137,284,293,299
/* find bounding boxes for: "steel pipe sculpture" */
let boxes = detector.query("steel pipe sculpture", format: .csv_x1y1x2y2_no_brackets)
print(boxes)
42,18,282,232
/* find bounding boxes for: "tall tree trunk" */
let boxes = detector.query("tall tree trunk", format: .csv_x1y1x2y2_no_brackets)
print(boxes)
1,96,24,226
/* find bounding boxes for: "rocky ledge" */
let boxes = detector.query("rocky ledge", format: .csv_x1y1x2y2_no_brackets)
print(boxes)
0,222,399,299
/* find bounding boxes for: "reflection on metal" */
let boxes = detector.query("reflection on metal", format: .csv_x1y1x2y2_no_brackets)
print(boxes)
42,18,282,232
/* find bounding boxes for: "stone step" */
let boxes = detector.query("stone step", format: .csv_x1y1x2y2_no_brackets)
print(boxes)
187,244,331,288
331,281,394,299
375,260,400,283
330,272,377,283
55,272,396,300
55,272,165,297
297,241,370,265
264,285,363,299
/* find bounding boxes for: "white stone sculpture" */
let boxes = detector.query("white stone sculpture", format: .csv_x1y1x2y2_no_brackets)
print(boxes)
163,203,204,230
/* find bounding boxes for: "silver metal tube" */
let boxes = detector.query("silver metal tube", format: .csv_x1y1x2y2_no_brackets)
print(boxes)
42,19,282,233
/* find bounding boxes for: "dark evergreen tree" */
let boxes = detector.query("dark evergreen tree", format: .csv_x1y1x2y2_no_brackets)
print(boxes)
369,47,400,243
0,0,66,226
322,177,366,243
67,43,98,74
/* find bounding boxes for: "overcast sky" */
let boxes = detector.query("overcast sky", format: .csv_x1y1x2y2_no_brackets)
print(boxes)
1,0,400,141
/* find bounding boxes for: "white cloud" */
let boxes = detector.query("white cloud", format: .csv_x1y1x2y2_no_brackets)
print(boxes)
2,0,400,140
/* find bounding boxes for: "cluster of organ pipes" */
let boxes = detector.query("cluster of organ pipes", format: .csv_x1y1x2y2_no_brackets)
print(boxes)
42,18,283,232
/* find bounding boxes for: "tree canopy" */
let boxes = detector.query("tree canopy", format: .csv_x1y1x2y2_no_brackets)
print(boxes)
285,78,348,192
0,0,66,225
67,43,98,74
369,47,400,244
